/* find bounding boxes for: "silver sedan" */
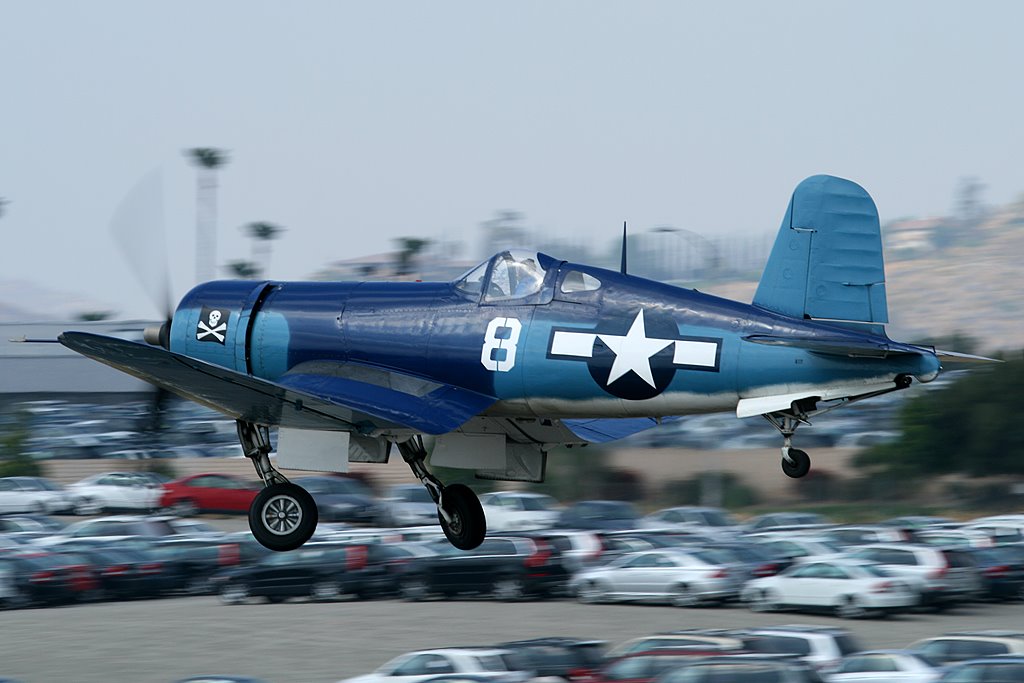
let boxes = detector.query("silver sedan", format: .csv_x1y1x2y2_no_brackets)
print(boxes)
570,548,740,607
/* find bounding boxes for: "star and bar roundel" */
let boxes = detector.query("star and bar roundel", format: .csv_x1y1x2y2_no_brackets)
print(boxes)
547,309,722,400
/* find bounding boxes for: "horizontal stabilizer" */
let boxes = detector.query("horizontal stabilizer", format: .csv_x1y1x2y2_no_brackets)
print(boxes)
58,332,494,434
744,334,924,359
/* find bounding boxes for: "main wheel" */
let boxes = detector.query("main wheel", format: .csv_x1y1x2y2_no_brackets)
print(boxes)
437,483,486,550
781,448,811,478
249,482,318,552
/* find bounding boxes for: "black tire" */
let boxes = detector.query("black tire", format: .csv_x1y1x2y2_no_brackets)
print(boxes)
781,448,811,478
437,483,486,550
248,483,318,552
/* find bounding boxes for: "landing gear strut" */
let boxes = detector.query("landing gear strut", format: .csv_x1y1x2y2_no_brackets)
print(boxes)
397,436,486,550
238,421,317,551
764,409,812,479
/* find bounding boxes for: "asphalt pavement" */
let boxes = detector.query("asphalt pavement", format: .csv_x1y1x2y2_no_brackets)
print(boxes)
3,595,1024,683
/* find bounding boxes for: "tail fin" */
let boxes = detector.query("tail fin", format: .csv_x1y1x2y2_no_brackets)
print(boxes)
753,175,888,326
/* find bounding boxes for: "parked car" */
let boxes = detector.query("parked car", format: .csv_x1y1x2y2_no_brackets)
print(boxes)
847,544,983,608
744,626,863,672
479,492,561,532
379,484,441,527
159,473,259,516
397,536,566,601
826,649,940,682
653,655,826,683
65,472,162,515
215,542,373,604
337,648,532,683
39,515,182,545
607,631,754,658
935,655,1024,681
960,546,1024,601
292,475,381,524
741,559,918,618
556,501,640,531
596,648,746,683
495,637,606,682
571,548,740,607
0,477,73,514
908,633,1024,666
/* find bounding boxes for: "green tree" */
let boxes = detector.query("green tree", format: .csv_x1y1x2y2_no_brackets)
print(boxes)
856,353,1024,476
0,411,43,478
226,260,261,279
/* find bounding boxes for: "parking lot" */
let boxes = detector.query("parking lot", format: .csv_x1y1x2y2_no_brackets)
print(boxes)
3,596,1024,683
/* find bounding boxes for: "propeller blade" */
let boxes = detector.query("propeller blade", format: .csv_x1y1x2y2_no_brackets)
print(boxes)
110,170,173,320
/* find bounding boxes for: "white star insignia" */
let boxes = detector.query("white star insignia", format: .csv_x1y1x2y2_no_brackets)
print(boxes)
549,309,720,389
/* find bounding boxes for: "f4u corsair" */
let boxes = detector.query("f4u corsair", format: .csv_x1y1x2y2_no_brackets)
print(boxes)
60,175,978,552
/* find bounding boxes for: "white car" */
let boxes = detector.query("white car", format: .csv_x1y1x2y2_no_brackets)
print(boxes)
826,650,940,682
742,559,918,618
570,548,740,606
478,491,560,531
0,476,72,514
338,648,529,683
65,472,163,515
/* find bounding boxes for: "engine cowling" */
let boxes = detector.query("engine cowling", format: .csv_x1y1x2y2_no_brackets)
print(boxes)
168,280,273,373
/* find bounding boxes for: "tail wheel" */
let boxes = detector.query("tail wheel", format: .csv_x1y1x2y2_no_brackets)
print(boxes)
781,448,811,478
249,483,318,552
437,483,486,550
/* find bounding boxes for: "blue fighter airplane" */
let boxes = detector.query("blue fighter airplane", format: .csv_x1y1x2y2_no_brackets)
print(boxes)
58,175,983,552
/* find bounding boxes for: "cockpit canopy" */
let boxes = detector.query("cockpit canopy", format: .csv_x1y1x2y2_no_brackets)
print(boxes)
455,250,550,302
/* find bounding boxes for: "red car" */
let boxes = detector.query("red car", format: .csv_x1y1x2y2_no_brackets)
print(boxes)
160,473,258,516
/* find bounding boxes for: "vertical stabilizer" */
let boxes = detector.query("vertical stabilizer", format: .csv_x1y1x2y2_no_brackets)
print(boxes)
753,175,888,324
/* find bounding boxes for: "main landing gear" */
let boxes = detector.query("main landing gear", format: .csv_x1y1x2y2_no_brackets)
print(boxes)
397,436,486,550
238,421,318,552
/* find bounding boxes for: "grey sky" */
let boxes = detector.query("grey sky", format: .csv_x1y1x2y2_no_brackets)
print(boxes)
2,1,1022,318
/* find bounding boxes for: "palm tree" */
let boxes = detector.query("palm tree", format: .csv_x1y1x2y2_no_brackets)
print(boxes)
185,148,229,284
243,221,285,277
395,237,431,276
225,260,260,279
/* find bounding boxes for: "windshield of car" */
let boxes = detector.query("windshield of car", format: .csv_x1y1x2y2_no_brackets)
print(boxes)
521,496,557,511
701,510,738,527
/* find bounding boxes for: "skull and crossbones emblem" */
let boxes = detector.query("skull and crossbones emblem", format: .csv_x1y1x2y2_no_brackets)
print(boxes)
196,307,228,344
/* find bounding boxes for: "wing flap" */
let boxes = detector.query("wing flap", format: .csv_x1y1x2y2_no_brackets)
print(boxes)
59,332,494,434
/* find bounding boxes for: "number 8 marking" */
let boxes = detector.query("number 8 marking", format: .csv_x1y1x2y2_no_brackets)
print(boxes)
481,317,522,372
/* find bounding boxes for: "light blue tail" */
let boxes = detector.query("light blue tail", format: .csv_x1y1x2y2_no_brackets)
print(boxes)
753,175,888,325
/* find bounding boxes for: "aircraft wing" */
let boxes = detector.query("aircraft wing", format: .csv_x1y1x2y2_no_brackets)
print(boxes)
58,332,495,435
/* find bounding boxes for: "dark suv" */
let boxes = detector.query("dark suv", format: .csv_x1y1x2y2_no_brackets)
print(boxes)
497,638,606,681
398,536,567,601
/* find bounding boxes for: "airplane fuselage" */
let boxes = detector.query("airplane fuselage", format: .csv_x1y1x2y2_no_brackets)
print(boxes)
169,259,939,424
